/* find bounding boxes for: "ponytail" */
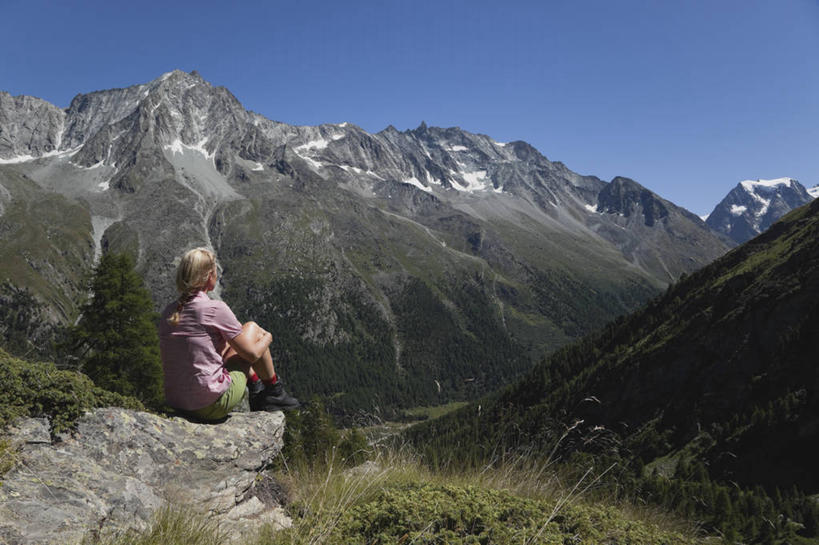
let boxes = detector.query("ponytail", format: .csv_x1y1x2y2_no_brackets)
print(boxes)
167,291,197,326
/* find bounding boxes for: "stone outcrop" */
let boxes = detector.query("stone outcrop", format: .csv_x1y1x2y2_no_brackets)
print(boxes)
0,408,290,544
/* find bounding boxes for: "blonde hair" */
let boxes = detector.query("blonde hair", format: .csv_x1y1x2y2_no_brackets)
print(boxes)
167,247,217,326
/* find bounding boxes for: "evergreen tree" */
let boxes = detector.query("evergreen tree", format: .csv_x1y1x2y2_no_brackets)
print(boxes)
68,253,162,407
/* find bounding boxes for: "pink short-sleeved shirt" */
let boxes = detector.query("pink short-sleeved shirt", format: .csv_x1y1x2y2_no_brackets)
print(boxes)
158,291,244,411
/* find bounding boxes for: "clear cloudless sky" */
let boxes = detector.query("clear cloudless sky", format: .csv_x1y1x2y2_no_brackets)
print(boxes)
1,0,817,215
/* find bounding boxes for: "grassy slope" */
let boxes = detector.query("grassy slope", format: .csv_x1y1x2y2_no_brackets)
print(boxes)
0,168,94,321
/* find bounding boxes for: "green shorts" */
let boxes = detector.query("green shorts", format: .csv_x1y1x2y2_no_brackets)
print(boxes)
188,362,248,421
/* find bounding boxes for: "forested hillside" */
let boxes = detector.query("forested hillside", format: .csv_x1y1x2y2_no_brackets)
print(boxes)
406,198,819,542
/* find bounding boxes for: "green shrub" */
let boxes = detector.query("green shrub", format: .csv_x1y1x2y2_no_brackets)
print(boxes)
276,481,696,545
0,438,16,477
0,348,142,435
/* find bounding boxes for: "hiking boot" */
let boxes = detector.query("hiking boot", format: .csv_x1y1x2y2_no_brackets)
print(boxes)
250,381,300,411
248,378,265,396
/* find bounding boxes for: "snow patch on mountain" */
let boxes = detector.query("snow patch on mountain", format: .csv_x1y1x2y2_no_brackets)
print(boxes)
449,168,491,192
0,148,78,164
809,185,819,199
739,178,794,192
164,138,214,163
74,161,105,170
461,170,488,190
296,139,330,152
299,155,324,170
730,205,747,216
0,153,43,164
339,165,384,180
426,171,442,186
402,177,432,193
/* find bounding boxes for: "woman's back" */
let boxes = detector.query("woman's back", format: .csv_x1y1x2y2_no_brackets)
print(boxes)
159,291,243,410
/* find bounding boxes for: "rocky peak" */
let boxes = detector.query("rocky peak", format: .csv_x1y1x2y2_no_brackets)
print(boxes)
65,70,250,170
597,176,669,227
706,177,813,244
0,93,65,160
505,140,544,163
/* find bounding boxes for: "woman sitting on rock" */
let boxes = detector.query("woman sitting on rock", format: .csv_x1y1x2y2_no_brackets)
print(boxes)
158,247,299,420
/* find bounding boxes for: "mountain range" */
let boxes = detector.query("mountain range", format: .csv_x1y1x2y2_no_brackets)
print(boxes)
0,70,730,413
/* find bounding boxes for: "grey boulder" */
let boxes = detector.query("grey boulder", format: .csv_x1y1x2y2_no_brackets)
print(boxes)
0,407,290,544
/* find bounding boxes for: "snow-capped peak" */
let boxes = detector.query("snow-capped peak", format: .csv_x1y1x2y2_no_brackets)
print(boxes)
707,177,813,244
739,178,795,193
808,185,819,200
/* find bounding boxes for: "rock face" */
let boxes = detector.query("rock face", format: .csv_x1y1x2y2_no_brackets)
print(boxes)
0,408,290,545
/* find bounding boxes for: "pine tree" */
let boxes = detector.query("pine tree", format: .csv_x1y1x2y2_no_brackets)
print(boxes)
68,253,162,407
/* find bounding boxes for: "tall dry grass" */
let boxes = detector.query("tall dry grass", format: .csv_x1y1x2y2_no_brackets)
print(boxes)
84,441,700,545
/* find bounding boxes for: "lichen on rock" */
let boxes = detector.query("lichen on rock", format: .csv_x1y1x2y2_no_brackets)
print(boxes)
0,407,289,545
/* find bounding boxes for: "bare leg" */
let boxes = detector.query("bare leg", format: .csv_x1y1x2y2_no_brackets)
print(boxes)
228,322,299,410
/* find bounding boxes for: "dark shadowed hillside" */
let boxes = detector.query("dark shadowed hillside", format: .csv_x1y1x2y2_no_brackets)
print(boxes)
407,198,819,541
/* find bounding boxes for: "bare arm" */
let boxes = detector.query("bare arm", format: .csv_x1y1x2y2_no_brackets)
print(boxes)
227,321,272,363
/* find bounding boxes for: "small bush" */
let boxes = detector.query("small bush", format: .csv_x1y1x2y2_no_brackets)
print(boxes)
0,348,142,435
0,438,17,476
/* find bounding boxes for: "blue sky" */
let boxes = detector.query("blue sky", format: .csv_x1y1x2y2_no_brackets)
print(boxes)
2,0,817,215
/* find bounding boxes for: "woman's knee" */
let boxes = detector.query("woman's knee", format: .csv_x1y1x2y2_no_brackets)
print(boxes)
241,321,264,340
